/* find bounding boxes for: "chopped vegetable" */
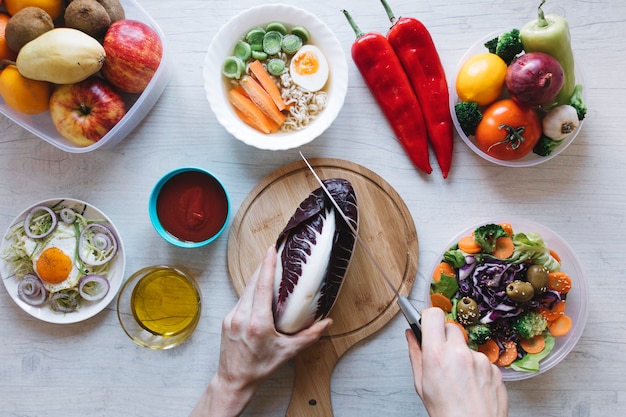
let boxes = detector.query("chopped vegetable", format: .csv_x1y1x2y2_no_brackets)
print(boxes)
467,323,492,345
265,22,288,35
240,75,286,126
234,40,252,61
262,31,283,55
495,340,518,366
431,292,453,313
458,235,482,254
549,314,572,336
78,274,110,301
478,339,500,363
547,271,572,294
281,33,303,54
228,87,278,134
473,224,509,254
512,310,548,339
484,28,523,65
454,101,482,136
266,58,286,76
291,26,310,42
222,56,245,79
432,261,455,282
248,60,287,111
519,334,546,354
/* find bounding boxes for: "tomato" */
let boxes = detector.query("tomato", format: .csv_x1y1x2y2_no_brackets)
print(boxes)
456,52,507,106
475,99,542,161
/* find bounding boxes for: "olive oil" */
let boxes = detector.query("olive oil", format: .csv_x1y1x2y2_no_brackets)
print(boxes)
130,268,200,337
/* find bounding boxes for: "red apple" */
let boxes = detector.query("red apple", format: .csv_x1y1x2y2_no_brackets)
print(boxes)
49,77,126,147
101,19,163,93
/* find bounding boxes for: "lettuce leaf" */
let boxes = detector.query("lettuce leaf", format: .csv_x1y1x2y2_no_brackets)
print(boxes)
510,333,556,372
510,232,561,272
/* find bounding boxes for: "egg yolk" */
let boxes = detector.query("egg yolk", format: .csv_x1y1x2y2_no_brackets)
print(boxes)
293,51,319,76
36,247,73,284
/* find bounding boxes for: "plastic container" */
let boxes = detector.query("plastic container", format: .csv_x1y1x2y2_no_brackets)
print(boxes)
450,31,585,167
0,0,171,153
426,219,588,381
149,167,230,248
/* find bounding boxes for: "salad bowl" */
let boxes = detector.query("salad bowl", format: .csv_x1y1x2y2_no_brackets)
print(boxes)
427,219,588,381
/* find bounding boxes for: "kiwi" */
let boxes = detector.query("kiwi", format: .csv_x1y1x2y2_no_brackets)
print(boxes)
96,0,126,23
64,0,112,39
5,7,54,53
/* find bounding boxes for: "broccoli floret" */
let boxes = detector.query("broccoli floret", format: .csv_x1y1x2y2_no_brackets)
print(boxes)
484,29,523,65
467,323,492,345
454,101,482,136
473,224,509,253
533,134,563,157
512,311,548,339
569,84,587,121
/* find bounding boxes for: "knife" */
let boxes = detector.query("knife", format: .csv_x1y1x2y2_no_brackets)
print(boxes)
299,152,422,344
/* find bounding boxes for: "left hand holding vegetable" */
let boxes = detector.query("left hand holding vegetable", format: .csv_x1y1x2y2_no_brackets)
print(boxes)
190,246,332,417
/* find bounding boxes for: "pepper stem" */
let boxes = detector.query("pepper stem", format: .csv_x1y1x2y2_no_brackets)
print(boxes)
342,9,364,39
537,0,549,28
380,0,399,26
487,124,527,152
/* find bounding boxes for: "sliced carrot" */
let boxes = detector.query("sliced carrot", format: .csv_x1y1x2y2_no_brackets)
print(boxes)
547,271,572,294
432,262,455,282
458,235,482,254
499,222,514,236
549,249,561,264
538,300,566,324
549,314,572,337
228,88,278,134
519,334,546,354
240,75,287,126
492,236,514,259
248,60,287,111
495,340,518,367
446,320,469,343
477,339,500,363
430,293,453,313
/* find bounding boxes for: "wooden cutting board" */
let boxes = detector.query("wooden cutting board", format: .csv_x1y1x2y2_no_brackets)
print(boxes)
227,158,418,417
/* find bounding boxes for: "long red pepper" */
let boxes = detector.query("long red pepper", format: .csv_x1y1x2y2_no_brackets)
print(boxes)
381,0,454,179
342,9,432,175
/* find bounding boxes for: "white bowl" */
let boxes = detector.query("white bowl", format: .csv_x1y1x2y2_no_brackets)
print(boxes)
0,198,126,324
427,219,588,381
451,31,585,167
0,0,171,153
203,4,348,150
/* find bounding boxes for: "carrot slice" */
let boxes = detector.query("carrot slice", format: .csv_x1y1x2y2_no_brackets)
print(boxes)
538,300,566,324
549,249,562,264
432,262,455,282
430,293,453,313
549,314,572,337
477,339,499,363
495,340,518,367
520,334,546,354
248,60,287,111
240,75,287,126
547,271,572,294
499,222,514,236
492,236,514,259
446,320,469,343
228,88,278,134
458,235,482,254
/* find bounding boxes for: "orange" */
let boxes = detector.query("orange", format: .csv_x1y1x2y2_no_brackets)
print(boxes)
0,64,52,114
0,13,17,61
4,0,64,20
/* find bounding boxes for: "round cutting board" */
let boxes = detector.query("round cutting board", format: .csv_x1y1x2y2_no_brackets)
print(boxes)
227,158,418,417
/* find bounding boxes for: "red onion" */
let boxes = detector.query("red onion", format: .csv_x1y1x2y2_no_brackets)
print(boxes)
78,223,118,266
505,52,564,107
49,290,80,313
17,274,49,306
78,274,110,301
59,208,77,224
23,206,57,239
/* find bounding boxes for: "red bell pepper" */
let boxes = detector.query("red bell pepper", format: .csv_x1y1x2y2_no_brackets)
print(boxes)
381,0,454,178
342,9,432,175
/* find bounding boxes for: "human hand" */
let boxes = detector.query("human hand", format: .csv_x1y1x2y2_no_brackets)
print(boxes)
190,246,332,417
406,307,509,417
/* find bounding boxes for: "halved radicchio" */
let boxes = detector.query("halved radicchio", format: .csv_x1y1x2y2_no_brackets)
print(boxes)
273,178,358,334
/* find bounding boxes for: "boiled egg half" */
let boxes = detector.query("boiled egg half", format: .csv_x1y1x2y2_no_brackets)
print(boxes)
23,222,81,292
289,45,329,92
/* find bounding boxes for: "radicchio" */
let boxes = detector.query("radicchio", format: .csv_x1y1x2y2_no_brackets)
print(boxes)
273,178,358,334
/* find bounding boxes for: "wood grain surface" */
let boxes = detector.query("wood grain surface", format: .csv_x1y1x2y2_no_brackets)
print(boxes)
228,158,418,416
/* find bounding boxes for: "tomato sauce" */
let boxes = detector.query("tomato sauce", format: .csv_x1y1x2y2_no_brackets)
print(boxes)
156,171,228,243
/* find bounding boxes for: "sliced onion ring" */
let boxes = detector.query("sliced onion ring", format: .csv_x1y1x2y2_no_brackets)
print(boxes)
17,274,49,306
60,208,77,224
78,274,110,302
49,290,80,313
79,223,119,266
23,206,57,239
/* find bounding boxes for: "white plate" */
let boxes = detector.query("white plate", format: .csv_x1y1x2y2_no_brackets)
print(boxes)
0,198,126,324
203,4,348,150
451,31,585,167
427,218,589,381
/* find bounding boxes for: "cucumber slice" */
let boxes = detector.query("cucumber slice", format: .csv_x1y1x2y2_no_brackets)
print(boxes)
263,31,283,55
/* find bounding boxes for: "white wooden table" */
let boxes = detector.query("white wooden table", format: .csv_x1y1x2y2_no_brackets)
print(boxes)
1,0,624,415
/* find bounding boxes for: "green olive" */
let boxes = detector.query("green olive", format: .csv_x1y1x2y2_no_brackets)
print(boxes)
456,297,479,325
506,280,535,302
526,264,548,294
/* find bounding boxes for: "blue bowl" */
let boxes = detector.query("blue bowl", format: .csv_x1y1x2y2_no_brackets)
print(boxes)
149,167,230,248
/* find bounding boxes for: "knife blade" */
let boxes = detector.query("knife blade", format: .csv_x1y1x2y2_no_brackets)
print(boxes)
299,152,422,343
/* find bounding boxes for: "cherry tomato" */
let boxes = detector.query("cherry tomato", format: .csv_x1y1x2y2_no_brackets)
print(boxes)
475,99,542,161
456,52,507,106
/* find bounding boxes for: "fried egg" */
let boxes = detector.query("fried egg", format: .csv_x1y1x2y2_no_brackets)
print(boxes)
289,45,329,92
24,222,81,293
